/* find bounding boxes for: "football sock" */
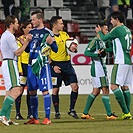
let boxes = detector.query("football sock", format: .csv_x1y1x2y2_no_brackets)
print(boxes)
5,103,12,120
70,91,78,111
15,94,22,115
0,96,14,117
43,93,51,119
113,88,129,114
30,95,38,119
122,89,131,112
102,95,112,116
27,91,31,116
52,94,59,113
83,94,96,114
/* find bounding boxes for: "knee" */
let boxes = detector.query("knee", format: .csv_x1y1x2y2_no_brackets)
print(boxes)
29,90,37,95
52,88,59,95
72,84,79,92
110,84,119,91
42,90,49,95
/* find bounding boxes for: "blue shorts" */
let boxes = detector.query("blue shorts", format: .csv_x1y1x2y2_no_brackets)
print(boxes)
50,60,78,88
27,63,53,92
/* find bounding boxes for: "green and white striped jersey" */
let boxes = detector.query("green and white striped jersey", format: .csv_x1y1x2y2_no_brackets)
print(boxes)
99,25,132,65
84,37,107,77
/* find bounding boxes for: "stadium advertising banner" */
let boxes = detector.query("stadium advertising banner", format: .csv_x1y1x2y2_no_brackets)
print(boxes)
69,44,91,65
0,65,133,95
0,44,133,95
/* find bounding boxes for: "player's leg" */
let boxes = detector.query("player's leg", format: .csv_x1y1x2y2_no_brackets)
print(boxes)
15,93,24,120
40,64,52,124
102,85,117,120
0,60,21,126
51,63,62,119
81,76,102,119
111,64,131,119
121,65,132,112
63,63,79,119
24,90,39,124
41,91,51,125
81,87,100,120
26,90,32,119
68,82,79,119
24,67,39,124
121,87,131,112
52,88,60,119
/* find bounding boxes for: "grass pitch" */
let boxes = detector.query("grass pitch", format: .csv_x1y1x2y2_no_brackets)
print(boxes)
0,94,133,133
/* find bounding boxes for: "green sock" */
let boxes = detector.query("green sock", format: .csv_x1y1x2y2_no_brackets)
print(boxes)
123,89,131,112
113,88,129,114
5,105,12,120
102,95,112,116
0,96,14,117
83,94,96,114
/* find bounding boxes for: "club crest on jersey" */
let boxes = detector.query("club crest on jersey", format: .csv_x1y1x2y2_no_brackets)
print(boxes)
40,34,44,38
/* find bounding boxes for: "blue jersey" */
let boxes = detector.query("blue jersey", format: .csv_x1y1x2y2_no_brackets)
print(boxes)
27,27,54,62
27,27,57,91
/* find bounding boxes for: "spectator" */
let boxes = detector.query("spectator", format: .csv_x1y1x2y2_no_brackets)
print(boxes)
19,0,30,22
118,0,130,18
97,0,110,19
106,4,119,31
1,0,19,18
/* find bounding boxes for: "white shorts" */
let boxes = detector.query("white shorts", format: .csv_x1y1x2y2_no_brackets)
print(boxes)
111,64,132,86
92,76,109,88
2,60,20,90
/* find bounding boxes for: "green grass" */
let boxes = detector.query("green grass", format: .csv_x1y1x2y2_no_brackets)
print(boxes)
0,94,133,133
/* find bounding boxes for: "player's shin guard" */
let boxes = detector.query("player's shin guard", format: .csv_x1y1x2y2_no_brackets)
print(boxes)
122,89,131,112
0,96,14,117
30,95,38,119
43,93,51,119
83,93,95,114
113,88,129,114
70,91,78,111
102,95,112,116
52,94,59,113
15,94,22,115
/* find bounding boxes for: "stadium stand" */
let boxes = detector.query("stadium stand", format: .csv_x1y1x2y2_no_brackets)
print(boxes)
59,8,71,20
0,22,5,34
50,0,64,7
44,7,56,20
0,9,5,20
36,0,49,8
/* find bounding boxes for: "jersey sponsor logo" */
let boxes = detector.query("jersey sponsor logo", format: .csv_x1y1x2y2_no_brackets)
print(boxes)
34,33,39,38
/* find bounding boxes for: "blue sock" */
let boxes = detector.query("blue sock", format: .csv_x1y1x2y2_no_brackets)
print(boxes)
30,95,38,119
43,93,51,119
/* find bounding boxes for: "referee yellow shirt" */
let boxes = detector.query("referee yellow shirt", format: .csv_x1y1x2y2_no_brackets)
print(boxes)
50,31,70,61
17,35,29,73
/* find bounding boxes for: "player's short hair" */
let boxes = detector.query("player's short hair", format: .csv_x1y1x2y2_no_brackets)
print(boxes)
96,21,107,28
50,16,62,29
31,10,44,20
111,11,125,23
5,15,17,28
